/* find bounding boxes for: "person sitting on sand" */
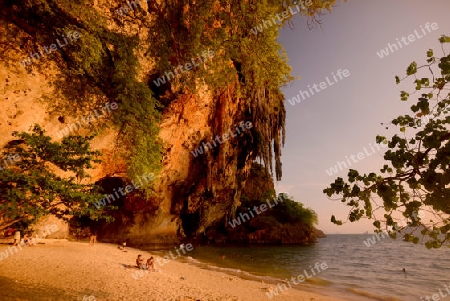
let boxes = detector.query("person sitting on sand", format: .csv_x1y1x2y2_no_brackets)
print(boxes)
22,234,33,246
28,234,36,246
147,256,155,271
136,255,145,269
21,234,28,245
118,241,127,251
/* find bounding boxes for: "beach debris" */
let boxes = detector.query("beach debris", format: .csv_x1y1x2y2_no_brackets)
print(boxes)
262,286,284,295
221,275,237,281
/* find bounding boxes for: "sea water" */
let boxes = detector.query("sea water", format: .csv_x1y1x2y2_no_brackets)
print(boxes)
159,234,450,301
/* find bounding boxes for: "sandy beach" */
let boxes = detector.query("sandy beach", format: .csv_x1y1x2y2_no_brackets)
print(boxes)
0,240,346,301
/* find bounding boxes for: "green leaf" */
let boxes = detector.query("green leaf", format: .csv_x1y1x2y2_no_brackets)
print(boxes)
421,78,430,86
331,215,343,225
406,62,417,75
439,35,450,43
400,91,410,101
373,220,381,228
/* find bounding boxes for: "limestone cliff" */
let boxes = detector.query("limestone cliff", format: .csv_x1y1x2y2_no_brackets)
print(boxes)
0,0,328,244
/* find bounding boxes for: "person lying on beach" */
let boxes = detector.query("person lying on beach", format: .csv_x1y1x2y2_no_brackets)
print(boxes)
136,255,145,269
147,257,155,271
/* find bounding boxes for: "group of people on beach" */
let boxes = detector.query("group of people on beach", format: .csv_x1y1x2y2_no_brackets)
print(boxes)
7,229,37,247
13,233,35,246
136,254,155,271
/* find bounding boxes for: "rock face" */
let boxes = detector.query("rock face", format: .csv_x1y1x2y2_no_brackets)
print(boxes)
313,228,327,238
0,0,313,246
203,164,321,245
247,224,316,244
93,85,260,245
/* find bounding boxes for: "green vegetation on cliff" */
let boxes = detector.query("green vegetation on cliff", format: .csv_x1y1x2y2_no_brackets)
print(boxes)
3,0,162,180
218,163,318,244
140,0,336,180
3,0,336,182
238,193,318,228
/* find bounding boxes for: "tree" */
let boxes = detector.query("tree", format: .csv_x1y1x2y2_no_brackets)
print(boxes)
3,0,163,182
237,192,318,227
0,125,111,231
324,36,450,248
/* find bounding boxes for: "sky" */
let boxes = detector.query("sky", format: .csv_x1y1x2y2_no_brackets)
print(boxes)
276,0,450,234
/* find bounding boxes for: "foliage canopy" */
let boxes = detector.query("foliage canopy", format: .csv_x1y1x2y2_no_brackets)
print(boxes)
4,0,163,180
135,0,336,180
238,192,318,228
4,0,337,182
324,37,450,248
0,125,111,231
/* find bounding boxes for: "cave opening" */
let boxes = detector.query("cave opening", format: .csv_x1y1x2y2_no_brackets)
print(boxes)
70,176,127,239
181,211,200,237
95,176,127,207
148,73,173,108
231,58,245,84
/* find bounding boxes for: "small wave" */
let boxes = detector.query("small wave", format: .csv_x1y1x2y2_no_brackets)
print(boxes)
347,262,372,268
206,264,242,274
186,258,290,286
203,264,282,283
304,277,332,286
346,288,405,301
185,256,201,264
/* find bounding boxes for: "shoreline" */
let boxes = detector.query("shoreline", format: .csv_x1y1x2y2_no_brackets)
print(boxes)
0,240,347,301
